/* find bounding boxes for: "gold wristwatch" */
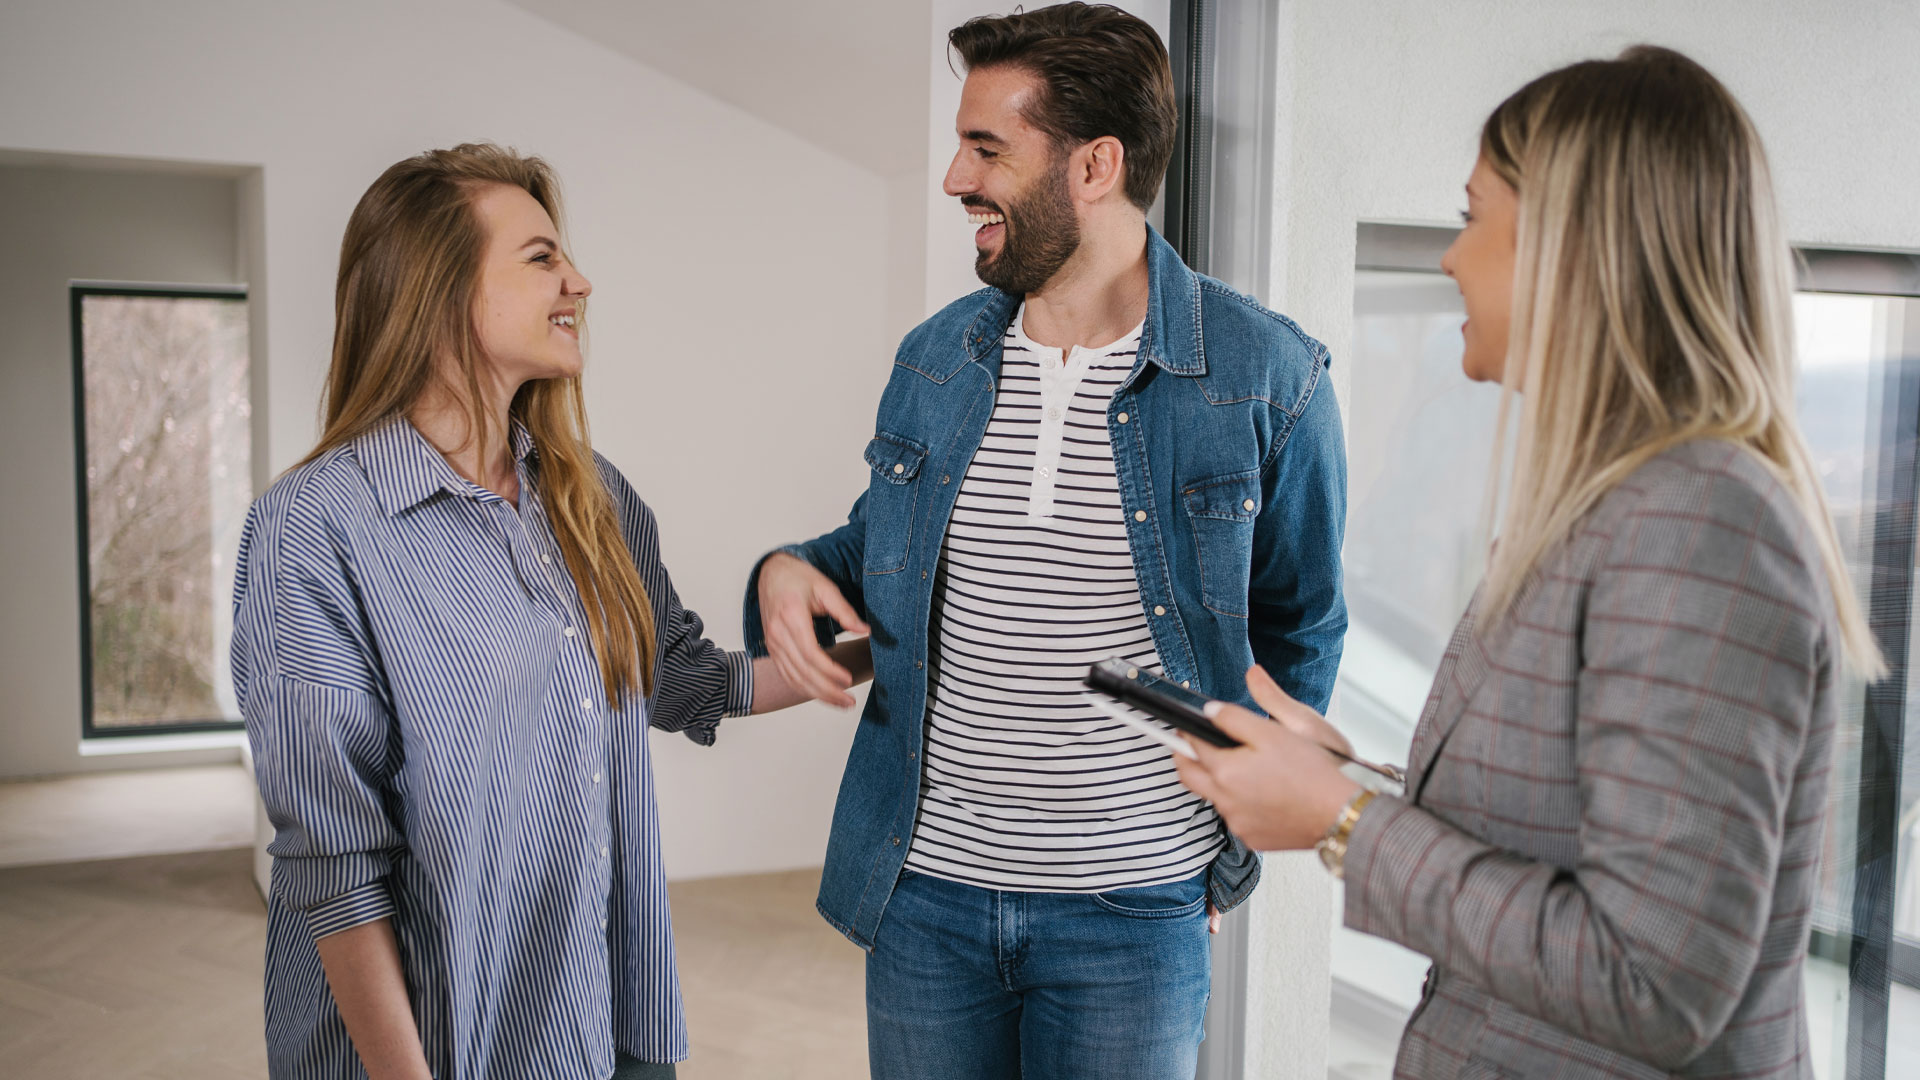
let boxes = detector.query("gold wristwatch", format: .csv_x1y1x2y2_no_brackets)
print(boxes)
1316,789,1376,879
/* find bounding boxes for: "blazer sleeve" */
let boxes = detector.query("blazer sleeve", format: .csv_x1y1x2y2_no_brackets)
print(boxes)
1340,472,1831,1069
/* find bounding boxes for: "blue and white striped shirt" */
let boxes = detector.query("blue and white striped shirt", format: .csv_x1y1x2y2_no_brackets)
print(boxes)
233,416,751,1080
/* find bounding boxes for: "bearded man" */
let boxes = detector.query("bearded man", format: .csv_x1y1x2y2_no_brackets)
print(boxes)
743,6,1348,1077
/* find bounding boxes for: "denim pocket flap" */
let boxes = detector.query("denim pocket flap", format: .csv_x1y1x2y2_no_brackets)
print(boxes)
1181,470,1261,522
865,432,927,485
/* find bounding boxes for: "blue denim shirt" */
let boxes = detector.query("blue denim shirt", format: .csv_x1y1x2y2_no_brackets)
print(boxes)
746,227,1347,949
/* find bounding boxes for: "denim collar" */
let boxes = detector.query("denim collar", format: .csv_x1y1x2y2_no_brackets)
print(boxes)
953,224,1205,381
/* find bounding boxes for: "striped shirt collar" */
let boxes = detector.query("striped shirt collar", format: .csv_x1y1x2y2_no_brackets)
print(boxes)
353,414,538,517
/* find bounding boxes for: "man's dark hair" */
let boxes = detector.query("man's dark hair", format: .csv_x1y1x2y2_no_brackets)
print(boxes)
949,4,1176,212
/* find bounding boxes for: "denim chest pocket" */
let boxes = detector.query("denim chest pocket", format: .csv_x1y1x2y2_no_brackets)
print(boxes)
862,431,928,575
1181,469,1261,618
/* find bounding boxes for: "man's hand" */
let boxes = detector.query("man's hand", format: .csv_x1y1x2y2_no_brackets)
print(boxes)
758,552,871,709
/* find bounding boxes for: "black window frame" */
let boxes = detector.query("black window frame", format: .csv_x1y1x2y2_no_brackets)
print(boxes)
71,281,251,740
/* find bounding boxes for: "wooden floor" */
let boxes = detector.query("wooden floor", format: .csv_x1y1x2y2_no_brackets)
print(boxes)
672,869,867,1079
0,849,867,1079
0,848,268,1079
3,842,1913,1078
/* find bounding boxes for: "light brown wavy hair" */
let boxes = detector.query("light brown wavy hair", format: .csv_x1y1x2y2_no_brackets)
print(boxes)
307,143,656,700
1477,46,1883,679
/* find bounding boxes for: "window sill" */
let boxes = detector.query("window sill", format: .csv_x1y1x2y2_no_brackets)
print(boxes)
79,730,247,757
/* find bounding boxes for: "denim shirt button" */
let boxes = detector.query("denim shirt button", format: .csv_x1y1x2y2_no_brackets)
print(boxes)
1154,605,1167,616
1134,510,1147,522
1117,412,1130,424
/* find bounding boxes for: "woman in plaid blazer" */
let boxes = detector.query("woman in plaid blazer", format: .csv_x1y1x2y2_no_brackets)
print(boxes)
1176,47,1884,1080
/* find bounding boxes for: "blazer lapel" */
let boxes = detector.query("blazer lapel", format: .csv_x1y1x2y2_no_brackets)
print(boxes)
1403,569,1538,801
1405,604,1485,799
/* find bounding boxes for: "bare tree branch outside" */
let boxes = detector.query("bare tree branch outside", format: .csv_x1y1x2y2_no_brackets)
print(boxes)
77,291,250,730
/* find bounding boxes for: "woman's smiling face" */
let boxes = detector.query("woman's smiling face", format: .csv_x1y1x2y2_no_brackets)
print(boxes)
1440,155,1519,384
470,182,592,387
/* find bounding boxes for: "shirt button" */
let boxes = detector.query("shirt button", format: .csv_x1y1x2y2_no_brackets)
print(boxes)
942,474,951,484
1182,681,1191,689
1047,407,1061,420
541,553,552,565
592,772,602,783
1117,412,1129,424
1043,357,1056,369
1134,510,1147,522
1243,498,1256,511
916,660,925,670
563,626,576,637
891,836,901,846
893,463,905,475
1154,605,1167,616
580,698,592,710
601,846,609,858
1038,466,1052,478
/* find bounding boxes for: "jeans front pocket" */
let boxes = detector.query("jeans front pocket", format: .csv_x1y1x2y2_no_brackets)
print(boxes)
863,431,927,576
1181,469,1260,618
1091,872,1209,919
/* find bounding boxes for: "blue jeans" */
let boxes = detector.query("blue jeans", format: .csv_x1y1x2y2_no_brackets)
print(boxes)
865,869,1212,1080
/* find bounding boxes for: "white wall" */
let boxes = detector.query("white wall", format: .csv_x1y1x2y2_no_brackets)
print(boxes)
0,162,247,781
0,0,895,880
1252,2,1920,1077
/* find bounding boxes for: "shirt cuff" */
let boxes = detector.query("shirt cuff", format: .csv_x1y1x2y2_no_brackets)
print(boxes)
722,649,754,719
305,879,396,940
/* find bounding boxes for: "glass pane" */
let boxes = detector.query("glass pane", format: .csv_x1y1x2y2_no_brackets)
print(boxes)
78,292,250,730
1793,291,1920,1080
1330,268,1482,1077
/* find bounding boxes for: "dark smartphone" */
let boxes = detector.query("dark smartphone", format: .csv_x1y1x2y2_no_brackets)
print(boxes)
1084,658,1241,748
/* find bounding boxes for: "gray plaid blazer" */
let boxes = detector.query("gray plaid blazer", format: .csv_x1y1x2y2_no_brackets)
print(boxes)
1344,440,1840,1079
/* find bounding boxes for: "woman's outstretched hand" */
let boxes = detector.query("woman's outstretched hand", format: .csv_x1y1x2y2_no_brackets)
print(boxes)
1173,665,1362,852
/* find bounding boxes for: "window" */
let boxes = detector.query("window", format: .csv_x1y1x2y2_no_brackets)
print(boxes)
1337,225,1920,1080
71,284,251,736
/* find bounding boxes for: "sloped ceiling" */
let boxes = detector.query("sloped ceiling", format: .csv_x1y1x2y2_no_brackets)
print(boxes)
504,0,932,176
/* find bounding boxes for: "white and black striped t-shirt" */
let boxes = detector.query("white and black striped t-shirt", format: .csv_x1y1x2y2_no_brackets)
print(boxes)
903,307,1225,892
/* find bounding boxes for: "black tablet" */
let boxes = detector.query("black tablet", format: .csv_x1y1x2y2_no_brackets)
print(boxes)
1084,658,1241,748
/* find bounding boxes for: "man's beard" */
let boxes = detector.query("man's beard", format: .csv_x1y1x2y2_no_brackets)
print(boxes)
971,160,1080,295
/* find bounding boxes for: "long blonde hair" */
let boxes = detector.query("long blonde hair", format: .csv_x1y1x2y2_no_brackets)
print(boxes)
308,143,657,700
1477,46,1883,679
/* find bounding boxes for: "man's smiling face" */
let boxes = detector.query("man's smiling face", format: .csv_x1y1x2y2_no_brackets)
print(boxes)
942,65,1082,295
